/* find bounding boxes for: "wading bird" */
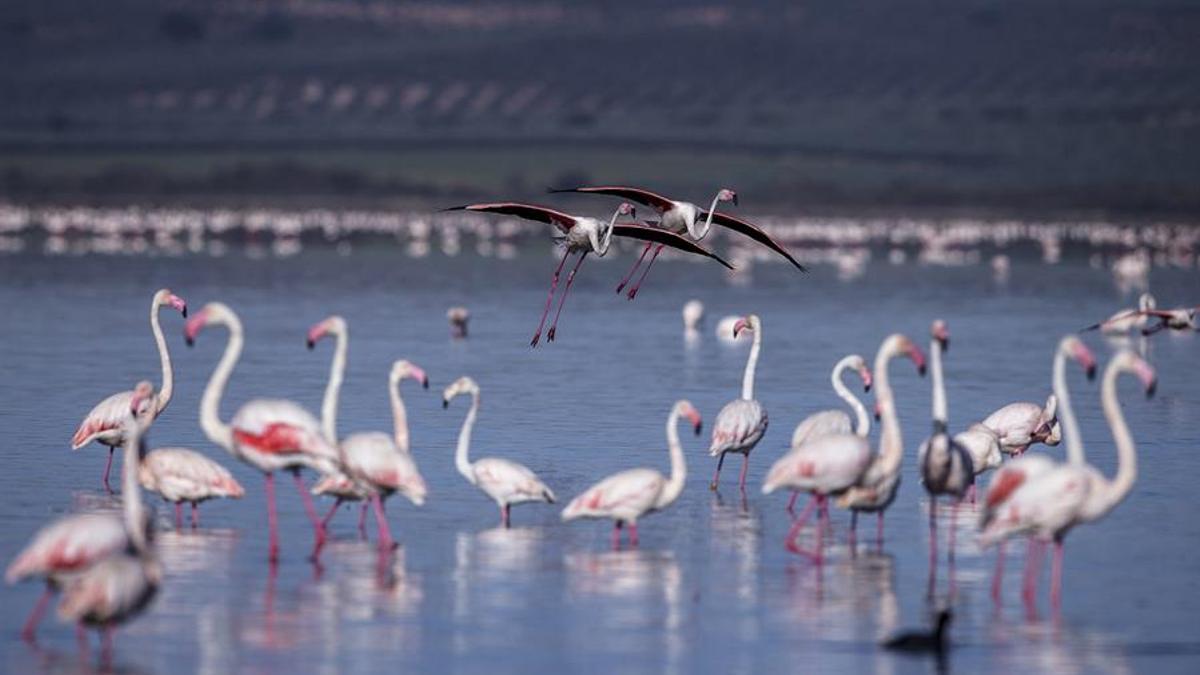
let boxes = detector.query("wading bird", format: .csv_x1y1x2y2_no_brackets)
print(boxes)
562,400,701,548
138,447,244,529
980,395,1061,456
709,314,769,491
443,202,732,345
72,289,187,490
548,185,805,298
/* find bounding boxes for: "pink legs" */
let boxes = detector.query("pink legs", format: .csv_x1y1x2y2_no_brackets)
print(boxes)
784,495,825,562
626,244,664,300
709,452,726,490
20,583,52,641
102,447,115,493
737,455,750,492
265,473,280,562
786,491,799,512
615,242,652,293
290,471,327,558
358,503,369,538
501,504,511,529
174,503,184,529
710,453,750,492
531,250,571,347
321,498,343,529
1050,539,1065,608
99,627,114,666
992,540,1007,602
371,495,395,550
547,252,587,342
610,521,640,549
191,502,199,529
1022,539,1046,605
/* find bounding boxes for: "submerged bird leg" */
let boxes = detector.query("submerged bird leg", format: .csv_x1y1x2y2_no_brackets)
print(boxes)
321,498,343,529
20,583,52,641
174,503,183,529
531,250,572,347
501,504,511,529
265,473,280,562
1022,540,1044,605
100,627,114,666
102,447,115,493
358,503,369,539
626,244,664,300
786,490,800,512
629,522,640,547
927,498,938,593
738,454,750,492
849,511,858,551
876,512,885,550
291,471,326,545
191,502,199,529
991,540,1006,603
710,452,727,491
784,496,820,558
372,494,395,550
547,252,587,342
1050,539,1065,608
612,521,623,550
616,242,652,293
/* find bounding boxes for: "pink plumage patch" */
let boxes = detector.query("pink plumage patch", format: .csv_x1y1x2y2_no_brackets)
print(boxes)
72,420,118,447
794,461,815,478
987,470,1025,509
233,423,305,455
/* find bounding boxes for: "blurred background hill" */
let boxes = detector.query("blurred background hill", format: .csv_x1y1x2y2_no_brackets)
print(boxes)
2,0,1199,214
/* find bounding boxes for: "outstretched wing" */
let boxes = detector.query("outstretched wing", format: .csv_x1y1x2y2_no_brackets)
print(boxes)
698,210,807,272
443,202,578,233
548,186,675,212
612,224,735,270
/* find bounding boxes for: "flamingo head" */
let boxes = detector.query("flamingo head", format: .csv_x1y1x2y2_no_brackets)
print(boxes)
616,202,637,220
184,302,235,347
1061,335,1097,380
732,314,760,339
183,308,209,346
718,188,738,206
1123,351,1158,398
890,334,926,376
676,400,703,436
848,355,873,392
155,288,188,317
931,319,950,352
873,400,882,421
391,360,430,390
306,315,345,350
442,376,479,408
130,380,156,417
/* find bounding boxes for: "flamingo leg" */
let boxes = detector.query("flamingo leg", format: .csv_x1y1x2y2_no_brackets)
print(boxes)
320,498,343,529
629,522,640,547
849,511,858,550
709,452,726,491
626,244,664,300
174,503,183,529
547,252,587,342
501,504,511,529
786,491,800,512
191,502,199,529
737,454,750,492
967,483,977,504
100,627,114,666
102,447,115,493
813,495,827,564
615,242,652,293
264,473,280,562
876,512,885,550
290,471,326,541
612,521,623,550
371,494,395,550
928,497,938,593
358,502,369,539
991,540,1006,603
1022,539,1044,605
531,250,572,347
20,584,52,642
948,499,958,564
1050,539,1065,608
784,496,819,557
76,624,88,655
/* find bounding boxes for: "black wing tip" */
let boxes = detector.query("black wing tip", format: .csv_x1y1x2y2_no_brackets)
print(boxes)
546,187,579,194
1080,323,1102,332
440,205,470,212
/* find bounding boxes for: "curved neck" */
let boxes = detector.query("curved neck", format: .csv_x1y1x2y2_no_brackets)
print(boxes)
594,209,620,256
832,357,870,436
873,346,904,476
200,316,242,452
122,423,147,553
930,338,947,427
689,196,720,239
149,301,174,416
321,326,347,443
391,377,410,454
1097,361,1138,510
1053,345,1085,464
657,407,688,508
741,326,761,400
454,390,478,483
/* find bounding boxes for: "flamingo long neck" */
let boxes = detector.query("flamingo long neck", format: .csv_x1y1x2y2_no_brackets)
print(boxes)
689,194,722,239
1052,343,1085,465
391,376,411,454
657,406,688,509
1096,360,1138,512
454,389,479,484
150,300,174,416
930,337,947,429
874,346,904,476
741,325,761,400
122,422,148,553
199,316,242,452
832,357,870,437
592,208,621,256
320,325,347,443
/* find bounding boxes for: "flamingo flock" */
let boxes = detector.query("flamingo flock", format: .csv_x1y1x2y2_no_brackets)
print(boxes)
4,229,1177,664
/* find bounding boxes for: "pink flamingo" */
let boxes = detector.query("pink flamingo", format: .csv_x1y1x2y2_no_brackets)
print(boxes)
763,334,925,560
443,376,556,527
980,394,1061,456
311,473,370,535
561,400,702,548
185,302,341,562
71,288,187,490
443,202,733,345
709,314,769,492
549,185,805,298
1136,305,1198,335
1081,292,1156,334
8,382,160,650
138,447,244,529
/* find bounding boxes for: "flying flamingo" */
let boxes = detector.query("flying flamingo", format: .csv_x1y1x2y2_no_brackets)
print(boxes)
781,354,873,512
561,400,702,548
1136,305,1198,335
71,288,187,490
1081,292,1156,334
8,382,160,652
443,202,733,345
548,185,805,298
185,302,342,562
980,394,1061,456
709,314,769,492
442,376,556,527
916,320,974,570
763,334,925,560
138,447,244,529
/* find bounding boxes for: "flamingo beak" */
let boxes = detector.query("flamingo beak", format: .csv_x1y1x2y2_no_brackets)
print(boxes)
733,318,749,338
442,399,449,409
687,410,703,436
183,313,205,347
1134,360,1157,398
732,193,739,206
909,345,927,376
169,295,188,318
873,401,882,421
860,367,873,393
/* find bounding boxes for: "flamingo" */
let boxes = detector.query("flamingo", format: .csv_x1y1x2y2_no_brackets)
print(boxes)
1137,305,1198,335
447,306,470,338
548,185,805,298
916,320,974,570
709,314,769,492
8,382,160,652
980,394,1061,456
561,400,702,548
71,288,187,491
781,354,873,512
682,299,705,335
311,473,371,535
715,315,748,343
185,302,341,562
443,202,733,345
442,376,556,527
137,447,244,529
952,423,1003,502
763,334,925,560
1081,292,1156,334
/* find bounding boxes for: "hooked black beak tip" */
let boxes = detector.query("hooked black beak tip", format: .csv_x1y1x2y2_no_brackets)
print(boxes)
181,307,188,318
442,400,449,409
1146,382,1157,399
1087,366,1096,381
864,383,872,393
185,336,194,347
918,364,927,377
306,340,314,350
694,423,703,436
423,379,430,390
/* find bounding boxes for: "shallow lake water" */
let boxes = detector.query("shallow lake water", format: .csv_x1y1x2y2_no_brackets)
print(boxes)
1,230,1198,674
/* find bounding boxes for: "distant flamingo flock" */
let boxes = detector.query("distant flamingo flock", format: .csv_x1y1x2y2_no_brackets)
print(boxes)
5,186,1187,665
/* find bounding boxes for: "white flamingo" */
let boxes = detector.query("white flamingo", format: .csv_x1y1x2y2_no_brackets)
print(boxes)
1136,305,1199,335
71,288,187,490
549,185,804,298
709,314,769,491
443,202,732,345
562,400,702,548
185,302,341,562
980,394,1061,456
982,348,1153,607
682,299,705,336
8,382,160,657
1082,292,1156,334
138,447,244,529
763,334,925,560
443,376,556,527
306,315,368,529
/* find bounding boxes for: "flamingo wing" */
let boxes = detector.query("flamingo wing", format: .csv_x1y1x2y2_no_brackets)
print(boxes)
709,399,768,454
443,202,578,233
790,409,853,449
342,432,427,504
72,391,138,449
697,210,807,272
980,465,1091,545
547,185,676,212
763,434,872,494
57,554,159,626
473,457,555,504
612,224,735,270
561,468,664,521
6,514,128,583
139,447,245,501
